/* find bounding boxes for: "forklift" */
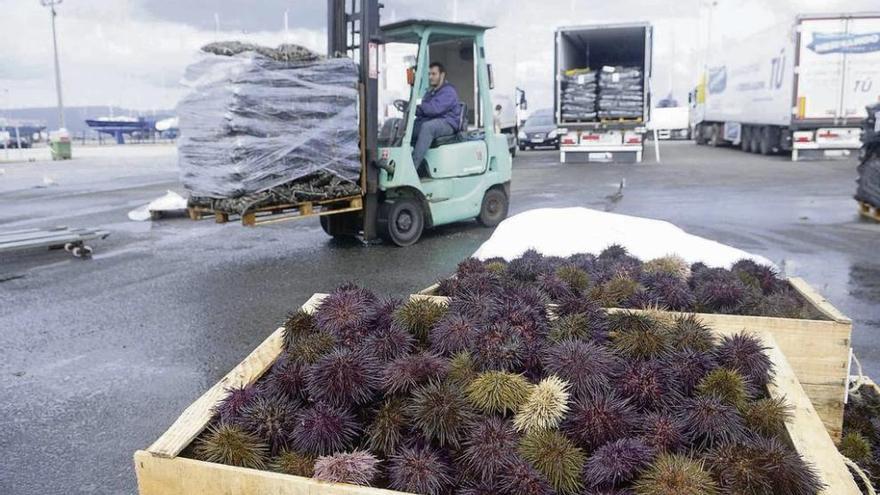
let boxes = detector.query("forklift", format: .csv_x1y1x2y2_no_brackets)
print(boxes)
322,0,512,246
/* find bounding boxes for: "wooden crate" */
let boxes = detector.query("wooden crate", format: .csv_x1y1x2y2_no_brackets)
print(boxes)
419,277,852,440
186,195,363,227
135,293,860,495
858,201,880,223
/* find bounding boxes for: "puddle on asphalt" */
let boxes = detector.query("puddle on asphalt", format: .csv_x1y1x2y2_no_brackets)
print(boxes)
849,264,880,304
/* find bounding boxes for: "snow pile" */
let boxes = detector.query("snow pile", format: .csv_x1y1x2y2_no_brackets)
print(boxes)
128,190,188,221
473,208,773,268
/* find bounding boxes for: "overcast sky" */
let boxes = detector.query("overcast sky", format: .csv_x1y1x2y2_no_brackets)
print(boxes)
1,0,877,113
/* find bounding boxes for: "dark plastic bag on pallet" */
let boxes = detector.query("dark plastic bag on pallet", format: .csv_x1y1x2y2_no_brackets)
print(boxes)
856,156,880,208
177,42,360,199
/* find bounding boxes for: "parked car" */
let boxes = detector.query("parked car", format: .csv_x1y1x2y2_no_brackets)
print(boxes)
518,112,559,150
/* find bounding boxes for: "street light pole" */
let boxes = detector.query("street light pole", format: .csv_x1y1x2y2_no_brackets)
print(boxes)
41,0,66,130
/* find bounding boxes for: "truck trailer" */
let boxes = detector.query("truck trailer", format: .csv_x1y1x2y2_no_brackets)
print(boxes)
693,13,880,160
554,22,653,163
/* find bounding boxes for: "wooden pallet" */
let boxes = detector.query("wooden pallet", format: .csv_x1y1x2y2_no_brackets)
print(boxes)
135,293,859,495
420,277,852,441
858,201,880,222
186,195,363,227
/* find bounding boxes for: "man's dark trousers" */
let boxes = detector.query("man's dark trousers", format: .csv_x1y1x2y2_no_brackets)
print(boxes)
412,118,455,175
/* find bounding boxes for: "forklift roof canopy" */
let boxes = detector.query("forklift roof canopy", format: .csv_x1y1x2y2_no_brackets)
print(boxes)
381,19,493,43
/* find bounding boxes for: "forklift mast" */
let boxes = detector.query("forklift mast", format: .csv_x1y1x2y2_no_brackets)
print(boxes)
327,0,382,241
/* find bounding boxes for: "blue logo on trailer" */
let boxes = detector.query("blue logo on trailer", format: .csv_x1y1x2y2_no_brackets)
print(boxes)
807,32,880,54
708,66,727,94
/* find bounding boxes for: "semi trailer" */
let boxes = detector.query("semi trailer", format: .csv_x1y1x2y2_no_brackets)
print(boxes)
692,13,880,160
554,22,653,163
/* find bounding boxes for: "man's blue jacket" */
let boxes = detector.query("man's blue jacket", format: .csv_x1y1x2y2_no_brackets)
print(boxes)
416,82,462,131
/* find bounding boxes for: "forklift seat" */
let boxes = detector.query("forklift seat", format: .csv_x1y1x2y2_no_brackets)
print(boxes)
431,102,468,148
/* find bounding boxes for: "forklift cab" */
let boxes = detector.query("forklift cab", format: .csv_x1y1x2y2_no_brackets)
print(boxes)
371,20,513,245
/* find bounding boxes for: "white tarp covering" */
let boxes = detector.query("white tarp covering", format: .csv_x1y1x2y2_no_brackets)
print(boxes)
473,207,774,268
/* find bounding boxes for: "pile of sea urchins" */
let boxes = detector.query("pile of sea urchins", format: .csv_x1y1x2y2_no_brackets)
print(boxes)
437,247,824,320
189,280,824,494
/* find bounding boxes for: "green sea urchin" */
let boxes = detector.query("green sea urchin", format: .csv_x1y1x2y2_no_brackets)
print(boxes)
593,276,642,307
706,437,824,495
282,309,315,351
669,314,716,353
365,397,409,455
305,348,382,406
194,422,269,469
643,255,691,281
287,331,335,364
313,450,379,486
271,449,315,477
839,432,873,464
715,332,774,388
388,445,454,495
447,351,478,387
740,397,792,437
394,298,447,344
695,368,753,407
633,453,718,495
465,370,533,415
513,375,571,432
556,264,591,292
519,429,586,495
609,312,673,359
406,380,474,448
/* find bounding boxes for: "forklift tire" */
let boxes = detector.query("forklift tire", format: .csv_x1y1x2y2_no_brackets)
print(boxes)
478,188,509,228
378,198,424,247
320,214,355,239
519,145,526,151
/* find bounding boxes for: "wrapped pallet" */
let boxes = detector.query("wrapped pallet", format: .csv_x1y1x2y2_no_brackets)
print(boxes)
560,68,597,122
597,65,643,119
856,103,880,209
178,42,361,212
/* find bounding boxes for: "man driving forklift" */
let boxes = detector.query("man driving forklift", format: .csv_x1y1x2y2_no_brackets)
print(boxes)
411,62,462,175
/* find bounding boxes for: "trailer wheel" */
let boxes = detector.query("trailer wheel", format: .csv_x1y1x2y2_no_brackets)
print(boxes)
378,198,424,247
749,128,761,153
741,126,751,151
709,124,722,147
694,125,707,145
478,188,509,228
759,127,772,155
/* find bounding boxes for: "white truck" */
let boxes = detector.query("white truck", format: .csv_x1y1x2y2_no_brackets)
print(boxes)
693,13,880,160
554,22,653,163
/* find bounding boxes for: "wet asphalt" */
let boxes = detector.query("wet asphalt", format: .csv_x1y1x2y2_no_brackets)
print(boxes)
0,141,878,494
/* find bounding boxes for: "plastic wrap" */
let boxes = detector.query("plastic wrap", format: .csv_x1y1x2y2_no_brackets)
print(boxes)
597,66,643,119
177,43,361,200
856,156,880,208
561,69,597,122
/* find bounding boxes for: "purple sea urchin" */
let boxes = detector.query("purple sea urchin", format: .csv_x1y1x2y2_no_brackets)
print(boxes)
394,298,447,344
214,385,258,423
238,394,298,455
542,339,621,398
563,392,639,450
536,272,573,301
507,249,550,282
470,321,525,372
262,354,307,400
282,309,315,351
513,375,571,432
706,437,824,495
459,416,520,482
641,272,696,311
313,450,379,486
429,312,477,356
448,288,499,324
194,422,269,469
636,412,690,453
679,395,747,448
715,333,774,388
365,397,409,455
692,268,756,313
618,360,680,410
740,397,792,437
633,453,718,495
583,438,655,488
364,323,415,362
406,380,474,448
388,445,454,495
664,349,717,395
383,352,449,394
305,348,382,406
290,402,360,455
465,370,532,415
519,429,586,495
731,259,781,295
313,284,378,346
271,449,315,477
499,458,555,495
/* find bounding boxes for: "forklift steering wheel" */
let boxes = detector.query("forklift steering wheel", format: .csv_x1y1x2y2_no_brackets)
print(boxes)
393,99,409,113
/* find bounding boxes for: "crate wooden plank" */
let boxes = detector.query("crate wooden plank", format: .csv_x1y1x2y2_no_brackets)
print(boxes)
146,294,325,458
858,201,880,223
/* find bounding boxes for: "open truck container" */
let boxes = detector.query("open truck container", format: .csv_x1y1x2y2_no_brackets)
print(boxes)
693,12,880,160
554,22,653,163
